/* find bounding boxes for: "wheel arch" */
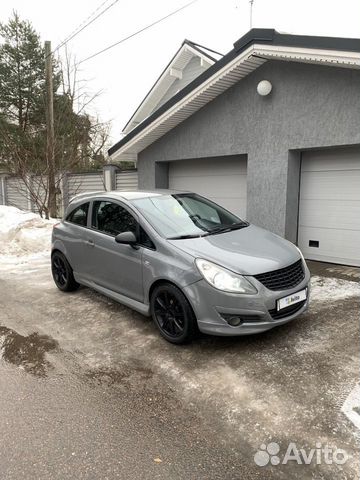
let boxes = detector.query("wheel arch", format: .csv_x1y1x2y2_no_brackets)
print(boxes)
51,247,75,270
148,279,197,319
148,278,182,302
51,238,67,256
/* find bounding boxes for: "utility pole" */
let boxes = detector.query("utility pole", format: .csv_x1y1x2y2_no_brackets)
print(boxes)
249,0,254,29
44,40,56,218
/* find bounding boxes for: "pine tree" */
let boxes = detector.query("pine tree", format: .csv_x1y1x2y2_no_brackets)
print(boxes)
0,11,47,131
0,12,110,216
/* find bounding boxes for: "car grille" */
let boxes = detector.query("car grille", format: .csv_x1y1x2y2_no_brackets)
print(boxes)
254,259,305,291
269,300,306,320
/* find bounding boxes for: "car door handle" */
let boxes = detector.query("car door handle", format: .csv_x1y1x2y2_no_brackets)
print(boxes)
86,239,95,247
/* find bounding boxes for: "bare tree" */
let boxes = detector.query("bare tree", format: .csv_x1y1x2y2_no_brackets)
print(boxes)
0,14,111,218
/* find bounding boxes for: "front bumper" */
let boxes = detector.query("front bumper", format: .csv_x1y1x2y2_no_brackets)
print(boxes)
182,264,311,336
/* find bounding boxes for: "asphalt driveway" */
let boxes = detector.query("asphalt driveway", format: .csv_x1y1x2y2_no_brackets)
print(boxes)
0,255,359,479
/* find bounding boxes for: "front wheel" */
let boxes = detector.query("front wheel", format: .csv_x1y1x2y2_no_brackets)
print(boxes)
150,283,198,344
51,251,79,292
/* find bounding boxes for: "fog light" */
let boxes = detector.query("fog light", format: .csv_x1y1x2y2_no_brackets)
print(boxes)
227,316,243,327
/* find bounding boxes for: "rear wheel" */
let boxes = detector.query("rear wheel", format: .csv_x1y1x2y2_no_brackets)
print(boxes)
150,283,197,344
51,251,79,292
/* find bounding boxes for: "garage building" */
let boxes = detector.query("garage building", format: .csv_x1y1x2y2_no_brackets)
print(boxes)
109,29,360,267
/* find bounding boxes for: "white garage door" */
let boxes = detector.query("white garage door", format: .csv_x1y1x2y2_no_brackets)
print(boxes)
298,147,360,266
168,156,247,218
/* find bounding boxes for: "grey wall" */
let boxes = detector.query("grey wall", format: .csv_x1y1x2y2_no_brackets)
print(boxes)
137,60,360,242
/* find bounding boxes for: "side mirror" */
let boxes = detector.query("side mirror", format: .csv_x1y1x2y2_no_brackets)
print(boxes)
115,231,139,249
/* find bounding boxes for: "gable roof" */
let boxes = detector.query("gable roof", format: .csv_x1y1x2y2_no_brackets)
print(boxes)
122,39,221,134
109,28,360,161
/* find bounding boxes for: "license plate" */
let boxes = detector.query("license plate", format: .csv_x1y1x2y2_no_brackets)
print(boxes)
277,288,307,311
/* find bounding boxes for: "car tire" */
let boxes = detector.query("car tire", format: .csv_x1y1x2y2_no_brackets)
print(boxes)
51,251,80,292
150,283,198,344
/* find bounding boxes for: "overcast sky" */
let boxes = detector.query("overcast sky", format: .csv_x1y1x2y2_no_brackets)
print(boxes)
1,0,360,145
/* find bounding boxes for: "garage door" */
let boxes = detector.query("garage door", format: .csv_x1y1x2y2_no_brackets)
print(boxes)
298,147,360,266
168,156,247,218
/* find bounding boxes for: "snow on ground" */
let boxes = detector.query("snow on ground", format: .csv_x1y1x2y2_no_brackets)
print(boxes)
342,384,360,431
311,275,360,302
0,206,359,449
0,205,56,257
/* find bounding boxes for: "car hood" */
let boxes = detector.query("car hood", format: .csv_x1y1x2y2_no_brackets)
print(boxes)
167,224,301,276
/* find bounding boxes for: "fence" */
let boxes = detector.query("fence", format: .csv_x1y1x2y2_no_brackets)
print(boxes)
67,172,105,199
115,170,138,191
0,166,138,217
5,177,29,211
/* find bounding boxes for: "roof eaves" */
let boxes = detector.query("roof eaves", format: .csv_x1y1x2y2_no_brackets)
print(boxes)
122,41,187,133
109,28,360,157
108,45,236,156
233,28,360,53
183,39,224,62
122,40,217,134
233,28,276,51
182,39,218,62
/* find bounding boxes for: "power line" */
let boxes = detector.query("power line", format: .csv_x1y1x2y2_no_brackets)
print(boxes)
54,0,112,51
77,0,200,66
51,0,120,56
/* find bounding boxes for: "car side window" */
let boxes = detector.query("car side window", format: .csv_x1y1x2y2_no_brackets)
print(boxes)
92,201,137,236
66,202,89,227
139,227,155,249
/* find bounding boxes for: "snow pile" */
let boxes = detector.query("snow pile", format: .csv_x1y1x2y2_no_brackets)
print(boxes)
0,206,56,256
310,275,360,302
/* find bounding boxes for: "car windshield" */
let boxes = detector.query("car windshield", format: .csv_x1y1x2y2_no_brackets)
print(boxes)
130,193,248,239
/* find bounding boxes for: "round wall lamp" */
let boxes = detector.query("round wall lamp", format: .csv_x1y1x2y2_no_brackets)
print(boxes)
257,80,272,96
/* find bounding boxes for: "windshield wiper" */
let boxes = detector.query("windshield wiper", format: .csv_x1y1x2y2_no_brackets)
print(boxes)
167,223,248,240
206,222,249,236
167,233,205,240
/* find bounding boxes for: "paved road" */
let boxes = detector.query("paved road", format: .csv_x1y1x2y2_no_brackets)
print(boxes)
0,254,359,479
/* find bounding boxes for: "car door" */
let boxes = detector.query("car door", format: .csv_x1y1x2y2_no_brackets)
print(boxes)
62,201,91,276
84,199,144,302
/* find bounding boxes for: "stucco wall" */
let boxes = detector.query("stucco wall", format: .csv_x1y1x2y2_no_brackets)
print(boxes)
137,60,360,241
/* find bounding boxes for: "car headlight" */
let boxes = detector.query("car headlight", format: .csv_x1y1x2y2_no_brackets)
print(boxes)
195,259,257,294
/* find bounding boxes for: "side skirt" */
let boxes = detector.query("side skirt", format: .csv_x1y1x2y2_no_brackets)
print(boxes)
75,275,151,317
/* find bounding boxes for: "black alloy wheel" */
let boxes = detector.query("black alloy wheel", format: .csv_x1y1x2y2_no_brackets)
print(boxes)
51,251,79,292
150,283,197,344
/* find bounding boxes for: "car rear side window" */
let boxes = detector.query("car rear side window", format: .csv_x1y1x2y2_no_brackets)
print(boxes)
66,202,89,227
92,201,137,236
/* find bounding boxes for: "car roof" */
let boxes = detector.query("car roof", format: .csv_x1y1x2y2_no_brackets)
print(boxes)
108,189,185,200
69,189,188,205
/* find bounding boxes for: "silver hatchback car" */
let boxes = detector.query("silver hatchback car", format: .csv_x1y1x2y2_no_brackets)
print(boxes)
51,190,310,344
